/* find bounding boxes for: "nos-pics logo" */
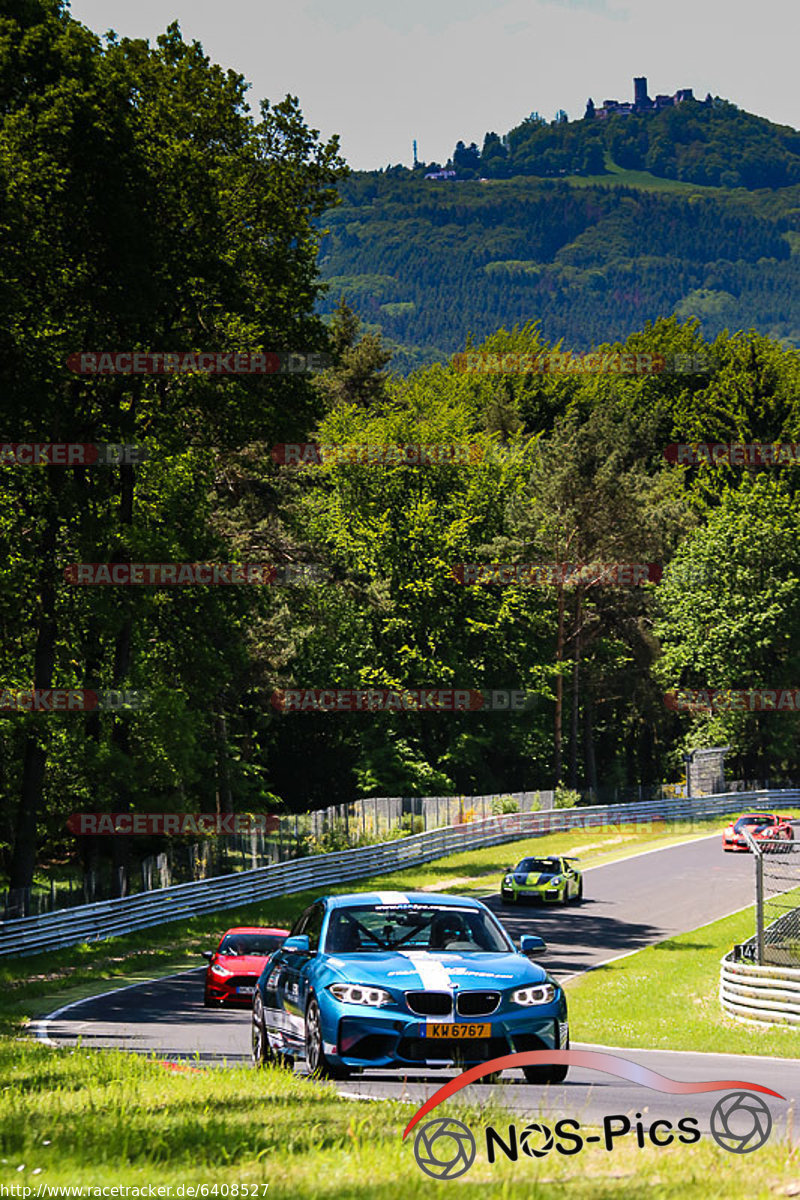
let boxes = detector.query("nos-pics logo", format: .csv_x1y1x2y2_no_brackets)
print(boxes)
403,1050,782,1181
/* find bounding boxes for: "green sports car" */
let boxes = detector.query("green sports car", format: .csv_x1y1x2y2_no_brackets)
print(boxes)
501,855,583,905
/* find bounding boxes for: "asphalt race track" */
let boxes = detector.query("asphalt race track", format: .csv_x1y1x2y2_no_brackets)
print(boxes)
33,833,800,1143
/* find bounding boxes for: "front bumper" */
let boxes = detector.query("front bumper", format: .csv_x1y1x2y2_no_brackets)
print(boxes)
323,994,569,1069
722,836,749,852
205,972,259,1004
501,883,564,903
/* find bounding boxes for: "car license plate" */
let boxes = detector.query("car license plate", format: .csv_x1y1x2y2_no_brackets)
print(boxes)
423,1023,490,1039
236,986,254,995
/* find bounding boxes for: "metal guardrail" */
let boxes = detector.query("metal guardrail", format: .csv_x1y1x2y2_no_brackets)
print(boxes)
720,954,800,1025
8,787,800,959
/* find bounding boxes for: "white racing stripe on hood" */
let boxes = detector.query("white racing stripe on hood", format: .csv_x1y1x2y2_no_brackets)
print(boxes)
398,951,453,992
375,891,409,904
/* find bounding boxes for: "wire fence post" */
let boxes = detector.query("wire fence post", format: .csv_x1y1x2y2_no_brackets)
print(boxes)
754,841,764,966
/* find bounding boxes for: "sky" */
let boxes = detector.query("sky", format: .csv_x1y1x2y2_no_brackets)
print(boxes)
67,0,798,171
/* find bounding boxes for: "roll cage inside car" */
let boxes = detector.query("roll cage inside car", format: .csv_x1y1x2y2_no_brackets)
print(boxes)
296,900,515,956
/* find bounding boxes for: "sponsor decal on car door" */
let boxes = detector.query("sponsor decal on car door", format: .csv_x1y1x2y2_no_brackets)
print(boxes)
284,903,324,1023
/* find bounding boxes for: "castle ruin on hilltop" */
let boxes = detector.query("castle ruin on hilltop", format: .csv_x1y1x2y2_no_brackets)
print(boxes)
587,77,694,120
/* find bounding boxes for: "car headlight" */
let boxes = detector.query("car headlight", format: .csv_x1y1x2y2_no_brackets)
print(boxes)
512,983,557,1006
210,963,234,978
548,877,561,885
327,983,392,1007
504,875,514,885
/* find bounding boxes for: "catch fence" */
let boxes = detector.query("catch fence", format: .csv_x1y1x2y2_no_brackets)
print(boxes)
720,825,800,1025
5,787,799,958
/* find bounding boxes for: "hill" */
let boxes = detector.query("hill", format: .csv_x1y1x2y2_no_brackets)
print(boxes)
316,91,800,372
476,95,800,189
317,173,800,373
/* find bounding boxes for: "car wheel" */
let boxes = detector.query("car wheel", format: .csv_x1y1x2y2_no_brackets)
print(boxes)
305,996,351,1080
203,994,218,1008
503,893,516,905
574,879,583,903
252,997,270,1067
523,1038,569,1085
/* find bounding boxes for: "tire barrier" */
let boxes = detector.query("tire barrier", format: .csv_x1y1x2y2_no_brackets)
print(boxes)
720,952,800,1025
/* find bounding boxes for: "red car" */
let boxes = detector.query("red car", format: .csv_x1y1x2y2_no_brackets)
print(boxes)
203,926,289,1006
722,813,794,853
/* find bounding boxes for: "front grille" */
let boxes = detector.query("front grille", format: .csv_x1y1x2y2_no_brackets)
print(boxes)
341,1033,395,1060
456,991,500,1017
221,975,257,988
398,1035,509,1063
405,991,452,1017
511,1031,549,1053
338,1019,397,1060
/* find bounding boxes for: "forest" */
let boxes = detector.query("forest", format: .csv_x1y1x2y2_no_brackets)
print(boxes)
317,172,800,374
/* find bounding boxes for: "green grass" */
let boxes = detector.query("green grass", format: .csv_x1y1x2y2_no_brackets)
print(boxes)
561,167,723,194
566,905,800,1057
475,160,723,195
552,152,725,194
0,1039,797,1197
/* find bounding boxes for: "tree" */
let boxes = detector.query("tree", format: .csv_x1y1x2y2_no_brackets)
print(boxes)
0,4,346,897
654,477,800,777
315,300,392,410
453,140,480,174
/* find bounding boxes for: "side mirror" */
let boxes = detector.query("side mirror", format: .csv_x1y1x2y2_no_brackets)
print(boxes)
201,950,214,962
282,934,310,953
520,935,546,955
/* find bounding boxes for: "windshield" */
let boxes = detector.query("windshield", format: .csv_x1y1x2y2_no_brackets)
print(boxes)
218,933,286,956
324,904,512,954
516,858,558,874
734,816,775,830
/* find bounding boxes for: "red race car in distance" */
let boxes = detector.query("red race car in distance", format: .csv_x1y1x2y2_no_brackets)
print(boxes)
203,926,289,1006
722,812,794,853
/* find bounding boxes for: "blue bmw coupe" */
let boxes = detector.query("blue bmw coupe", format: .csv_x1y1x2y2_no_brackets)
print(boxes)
251,890,568,1082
